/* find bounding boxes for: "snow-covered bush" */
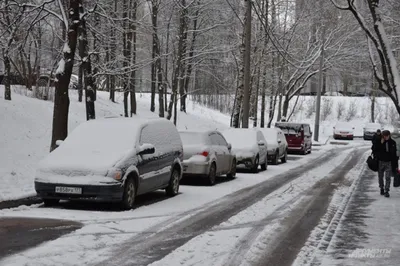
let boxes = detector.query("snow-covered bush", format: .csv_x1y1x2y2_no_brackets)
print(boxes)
321,98,333,121
336,101,346,120
305,97,315,118
345,100,357,121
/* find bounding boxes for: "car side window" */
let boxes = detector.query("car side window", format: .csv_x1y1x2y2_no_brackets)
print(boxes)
216,133,228,146
139,122,180,154
209,133,219,145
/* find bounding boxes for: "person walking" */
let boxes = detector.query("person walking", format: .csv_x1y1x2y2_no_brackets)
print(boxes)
372,129,381,145
372,130,397,197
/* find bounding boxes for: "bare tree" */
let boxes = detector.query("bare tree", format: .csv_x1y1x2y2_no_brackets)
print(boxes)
331,0,400,114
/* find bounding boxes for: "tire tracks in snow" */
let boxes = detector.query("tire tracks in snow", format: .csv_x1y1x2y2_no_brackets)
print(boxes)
250,147,368,266
97,147,352,266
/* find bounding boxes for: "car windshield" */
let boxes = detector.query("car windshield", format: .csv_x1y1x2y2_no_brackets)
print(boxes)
275,123,301,135
179,132,208,145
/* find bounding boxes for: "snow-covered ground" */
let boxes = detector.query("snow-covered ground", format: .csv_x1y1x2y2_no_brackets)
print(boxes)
0,144,343,266
1,85,397,266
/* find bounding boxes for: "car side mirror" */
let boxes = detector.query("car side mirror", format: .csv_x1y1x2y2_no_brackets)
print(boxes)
55,140,64,147
227,143,232,150
138,144,155,155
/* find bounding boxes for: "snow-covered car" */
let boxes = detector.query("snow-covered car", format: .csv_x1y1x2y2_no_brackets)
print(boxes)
221,128,268,173
34,117,183,210
333,122,355,140
259,128,288,165
363,122,382,140
179,131,236,186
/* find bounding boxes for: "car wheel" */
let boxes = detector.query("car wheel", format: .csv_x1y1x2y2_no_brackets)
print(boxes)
121,177,136,210
206,163,217,186
272,152,279,165
281,151,288,163
251,156,259,173
227,159,237,179
261,157,268,171
166,167,180,196
43,198,59,207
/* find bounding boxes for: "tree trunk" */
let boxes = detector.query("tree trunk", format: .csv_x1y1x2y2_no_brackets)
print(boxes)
50,0,80,152
167,0,186,120
179,0,188,113
109,0,117,102
78,63,83,102
122,0,129,117
150,0,157,113
282,95,289,119
253,66,261,127
232,32,246,128
78,5,95,120
183,6,199,114
130,0,137,116
3,52,11,100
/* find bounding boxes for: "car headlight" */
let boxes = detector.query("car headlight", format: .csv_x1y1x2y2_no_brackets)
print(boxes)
107,169,123,180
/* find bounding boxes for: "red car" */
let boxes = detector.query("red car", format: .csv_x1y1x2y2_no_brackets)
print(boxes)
275,122,312,155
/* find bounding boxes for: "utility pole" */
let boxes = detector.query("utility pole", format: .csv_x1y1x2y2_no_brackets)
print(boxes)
242,0,251,128
314,26,325,142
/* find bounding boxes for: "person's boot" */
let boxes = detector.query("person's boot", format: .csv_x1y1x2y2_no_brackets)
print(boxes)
385,190,390,198
381,188,385,195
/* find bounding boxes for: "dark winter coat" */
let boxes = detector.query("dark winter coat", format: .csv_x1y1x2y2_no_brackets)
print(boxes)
372,138,397,163
372,133,381,146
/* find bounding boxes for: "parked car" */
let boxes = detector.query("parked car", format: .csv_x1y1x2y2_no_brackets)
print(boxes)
333,122,355,140
259,128,288,165
179,131,236,185
34,117,183,210
275,122,312,155
363,122,382,140
221,128,268,173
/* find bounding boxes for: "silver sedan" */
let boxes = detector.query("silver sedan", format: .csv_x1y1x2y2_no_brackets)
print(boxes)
179,130,237,186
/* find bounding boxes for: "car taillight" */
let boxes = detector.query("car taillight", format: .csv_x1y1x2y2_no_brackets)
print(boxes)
199,151,209,157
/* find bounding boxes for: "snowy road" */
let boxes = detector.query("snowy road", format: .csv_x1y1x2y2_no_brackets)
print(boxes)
0,142,371,266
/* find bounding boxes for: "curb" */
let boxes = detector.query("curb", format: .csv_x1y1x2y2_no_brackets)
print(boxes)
0,196,42,210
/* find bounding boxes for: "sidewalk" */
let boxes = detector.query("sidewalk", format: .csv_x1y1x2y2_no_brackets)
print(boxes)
319,168,400,265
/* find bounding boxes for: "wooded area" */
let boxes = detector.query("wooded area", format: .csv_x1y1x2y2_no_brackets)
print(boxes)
1,0,400,149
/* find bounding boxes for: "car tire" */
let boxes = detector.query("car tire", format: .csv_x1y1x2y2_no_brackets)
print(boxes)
261,157,268,171
121,177,136,210
227,159,237,179
281,151,288,163
206,163,217,186
43,198,59,207
271,152,279,165
166,167,180,196
251,156,259,173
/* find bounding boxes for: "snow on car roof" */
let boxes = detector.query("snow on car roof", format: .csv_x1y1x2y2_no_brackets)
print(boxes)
222,128,258,148
179,131,209,145
38,117,165,171
259,128,278,140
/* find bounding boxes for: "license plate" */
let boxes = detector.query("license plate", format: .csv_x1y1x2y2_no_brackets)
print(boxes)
341,134,348,137
55,186,82,194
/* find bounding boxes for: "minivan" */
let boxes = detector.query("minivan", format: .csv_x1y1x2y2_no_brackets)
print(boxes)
274,122,312,155
34,117,183,210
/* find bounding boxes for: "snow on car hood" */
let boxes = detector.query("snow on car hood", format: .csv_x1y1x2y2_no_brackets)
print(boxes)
37,146,131,177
